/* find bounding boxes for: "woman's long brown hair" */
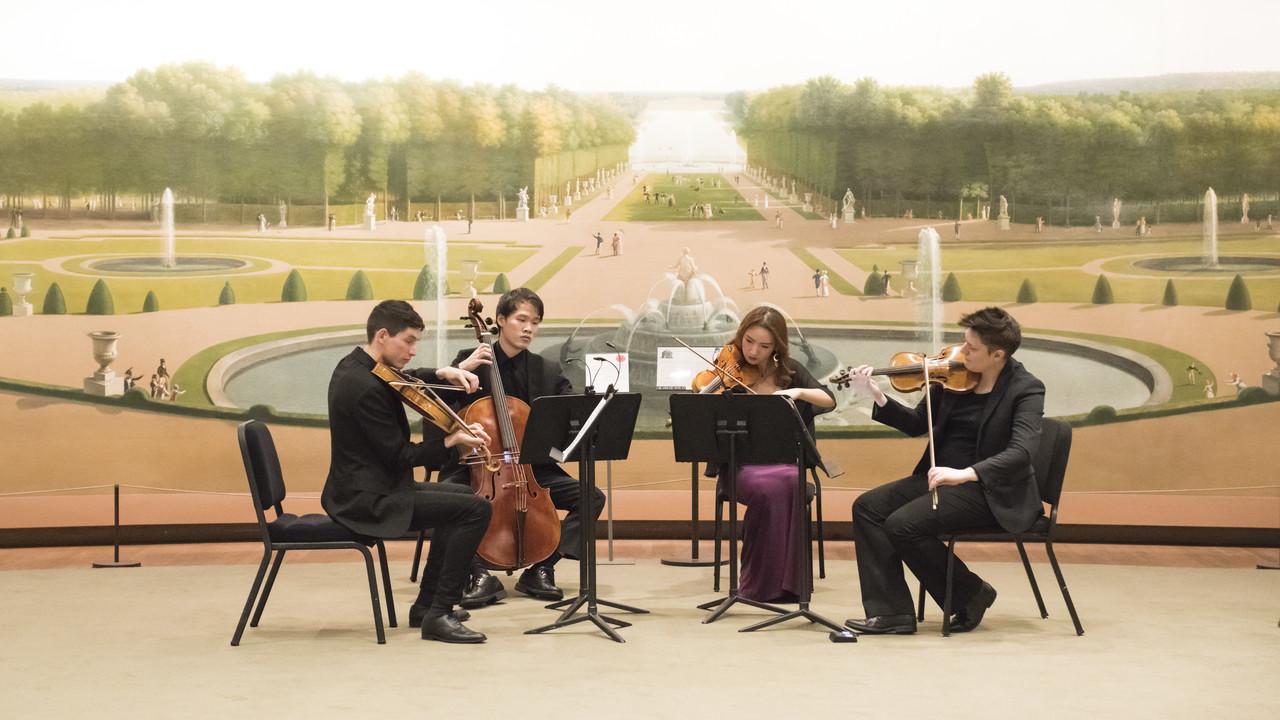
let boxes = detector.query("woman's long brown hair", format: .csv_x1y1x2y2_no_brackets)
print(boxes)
732,306,794,388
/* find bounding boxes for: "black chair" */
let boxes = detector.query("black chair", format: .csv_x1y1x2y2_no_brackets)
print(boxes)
231,420,396,646
712,468,826,592
916,417,1084,637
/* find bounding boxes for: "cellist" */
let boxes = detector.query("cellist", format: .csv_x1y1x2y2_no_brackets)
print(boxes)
322,300,492,643
437,288,604,608
841,307,1045,635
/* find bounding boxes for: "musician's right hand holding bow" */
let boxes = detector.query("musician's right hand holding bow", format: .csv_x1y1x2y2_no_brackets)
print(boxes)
445,423,490,450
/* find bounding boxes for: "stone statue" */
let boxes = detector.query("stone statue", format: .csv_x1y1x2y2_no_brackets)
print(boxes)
1112,198,1122,228
365,193,376,216
842,188,856,213
278,202,288,229
673,247,698,283
998,195,1009,218
517,186,529,210
1241,193,1251,223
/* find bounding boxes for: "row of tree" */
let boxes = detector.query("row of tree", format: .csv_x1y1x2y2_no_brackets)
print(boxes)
730,74,1280,219
0,63,636,218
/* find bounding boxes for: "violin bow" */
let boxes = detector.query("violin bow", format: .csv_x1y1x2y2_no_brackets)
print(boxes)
922,354,940,511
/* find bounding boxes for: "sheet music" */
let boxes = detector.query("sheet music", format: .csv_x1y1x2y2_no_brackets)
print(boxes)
550,392,611,462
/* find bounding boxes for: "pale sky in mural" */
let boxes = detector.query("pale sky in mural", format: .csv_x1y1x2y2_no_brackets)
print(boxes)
7,0,1276,91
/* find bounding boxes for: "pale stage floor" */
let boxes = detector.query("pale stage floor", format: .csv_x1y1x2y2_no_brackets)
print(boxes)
1,541,1277,719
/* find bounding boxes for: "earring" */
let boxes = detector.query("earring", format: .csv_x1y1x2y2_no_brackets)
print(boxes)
772,353,780,366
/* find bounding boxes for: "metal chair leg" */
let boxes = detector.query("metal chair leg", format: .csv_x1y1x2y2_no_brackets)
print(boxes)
376,541,397,628
409,530,426,582
941,538,956,637
1045,541,1084,636
231,548,272,646
917,581,927,622
1016,540,1048,619
250,549,286,627
713,498,724,592
357,546,386,644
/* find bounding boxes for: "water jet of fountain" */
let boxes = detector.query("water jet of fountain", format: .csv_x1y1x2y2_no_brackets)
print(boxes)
1203,188,1219,268
915,227,943,352
161,188,175,269
427,224,448,367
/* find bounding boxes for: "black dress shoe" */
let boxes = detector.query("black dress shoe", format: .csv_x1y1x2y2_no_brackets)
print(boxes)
420,613,486,644
843,614,917,635
408,603,470,628
458,571,507,609
515,565,564,601
950,582,997,633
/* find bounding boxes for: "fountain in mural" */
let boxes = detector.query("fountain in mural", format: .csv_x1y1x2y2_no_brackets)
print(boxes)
915,227,943,352
1132,187,1280,274
1203,187,1219,268
161,188,176,268
82,187,250,274
427,224,448,367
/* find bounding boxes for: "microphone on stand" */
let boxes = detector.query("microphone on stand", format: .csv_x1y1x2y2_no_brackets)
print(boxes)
600,342,624,395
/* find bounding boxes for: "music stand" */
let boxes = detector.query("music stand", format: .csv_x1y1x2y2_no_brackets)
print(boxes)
670,393,855,642
521,390,648,642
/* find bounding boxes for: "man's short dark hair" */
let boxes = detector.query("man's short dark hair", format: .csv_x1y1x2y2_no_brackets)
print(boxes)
959,306,1021,357
495,287,544,320
366,300,424,342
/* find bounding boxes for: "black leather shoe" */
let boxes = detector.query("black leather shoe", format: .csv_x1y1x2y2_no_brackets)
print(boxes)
950,582,997,633
843,614,917,635
408,603,470,628
458,571,507,609
515,565,564,601
420,613,486,643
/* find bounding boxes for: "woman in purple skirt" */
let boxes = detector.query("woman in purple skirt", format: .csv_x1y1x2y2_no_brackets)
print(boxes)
715,306,836,603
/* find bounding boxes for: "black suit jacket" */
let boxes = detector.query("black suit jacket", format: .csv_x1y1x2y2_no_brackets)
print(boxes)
436,343,574,483
872,357,1045,533
321,347,448,538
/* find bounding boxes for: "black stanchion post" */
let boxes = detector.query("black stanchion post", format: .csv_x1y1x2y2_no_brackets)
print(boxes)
92,484,141,569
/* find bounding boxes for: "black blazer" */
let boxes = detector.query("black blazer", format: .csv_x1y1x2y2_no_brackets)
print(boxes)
321,348,448,538
436,343,574,483
872,357,1045,534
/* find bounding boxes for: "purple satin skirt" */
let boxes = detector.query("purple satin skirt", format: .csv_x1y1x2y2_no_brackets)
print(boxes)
734,463,803,603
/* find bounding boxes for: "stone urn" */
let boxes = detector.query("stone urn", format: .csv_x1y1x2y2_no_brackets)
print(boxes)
84,330,124,396
11,272,34,316
1263,331,1280,395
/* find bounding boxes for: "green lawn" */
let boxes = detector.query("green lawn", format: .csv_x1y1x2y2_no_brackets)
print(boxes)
837,235,1280,309
0,234,538,312
603,173,763,222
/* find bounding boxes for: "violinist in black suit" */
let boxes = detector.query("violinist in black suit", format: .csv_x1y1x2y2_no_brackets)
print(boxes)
323,300,493,643
843,307,1045,635
436,287,604,608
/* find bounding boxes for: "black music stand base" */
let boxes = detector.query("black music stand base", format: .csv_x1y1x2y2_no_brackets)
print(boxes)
547,592,649,617
698,593,788,624
526,605,630,643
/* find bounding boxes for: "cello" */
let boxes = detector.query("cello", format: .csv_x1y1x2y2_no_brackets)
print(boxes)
459,298,561,571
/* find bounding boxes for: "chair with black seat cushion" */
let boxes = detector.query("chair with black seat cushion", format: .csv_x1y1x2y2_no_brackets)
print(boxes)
916,416,1084,637
231,420,396,646
711,467,826,592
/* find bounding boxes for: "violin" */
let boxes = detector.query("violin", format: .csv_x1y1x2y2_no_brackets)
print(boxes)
828,343,978,394
829,343,980,511
684,341,762,394
458,299,561,571
370,362,501,473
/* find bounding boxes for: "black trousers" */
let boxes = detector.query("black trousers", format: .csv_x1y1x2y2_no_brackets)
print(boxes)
440,464,605,572
408,483,491,613
851,474,996,617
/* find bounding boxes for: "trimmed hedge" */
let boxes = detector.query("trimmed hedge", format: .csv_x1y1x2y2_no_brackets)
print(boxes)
412,265,436,300
218,282,236,305
0,288,12,315
941,272,962,302
863,270,884,296
1091,274,1114,304
5,228,14,239
1086,405,1118,423
1016,278,1037,304
1224,274,1251,311
42,282,66,314
492,272,510,294
346,270,373,300
1237,386,1269,404
85,279,115,315
19,226,30,238
142,290,160,313
1161,279,1178,306
281,270,307,302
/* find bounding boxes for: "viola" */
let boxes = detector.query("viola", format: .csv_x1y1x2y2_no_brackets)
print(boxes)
369,362,500,473
459,299,561,571
828,343,978,394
